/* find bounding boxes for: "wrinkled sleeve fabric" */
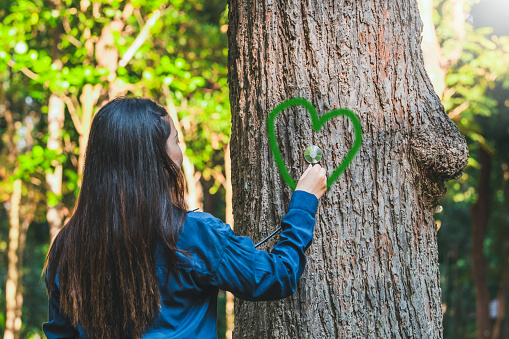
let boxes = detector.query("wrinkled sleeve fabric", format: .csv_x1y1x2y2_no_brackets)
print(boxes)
43,276,79,339
209,190,318,301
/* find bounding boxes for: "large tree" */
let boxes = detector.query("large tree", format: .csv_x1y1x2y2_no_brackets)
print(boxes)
228,0,469,337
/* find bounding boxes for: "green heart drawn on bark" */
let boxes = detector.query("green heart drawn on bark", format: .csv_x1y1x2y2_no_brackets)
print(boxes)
267,97,363,190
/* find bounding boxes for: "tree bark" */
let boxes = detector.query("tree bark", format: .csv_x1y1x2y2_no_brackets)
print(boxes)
227,0,468,338
471,146,492,339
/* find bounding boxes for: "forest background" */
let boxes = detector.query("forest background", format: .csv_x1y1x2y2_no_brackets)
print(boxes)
0,0,508,338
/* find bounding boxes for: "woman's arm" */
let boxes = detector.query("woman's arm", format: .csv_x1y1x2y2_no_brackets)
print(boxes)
209,190,319,301
208,164,326,301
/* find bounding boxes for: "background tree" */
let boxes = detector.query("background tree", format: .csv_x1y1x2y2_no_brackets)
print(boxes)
1,0,507,338
420,0,509,337
0,0,231,337
228,0,468,337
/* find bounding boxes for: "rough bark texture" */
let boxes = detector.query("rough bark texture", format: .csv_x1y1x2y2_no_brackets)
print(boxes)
227,0,468,338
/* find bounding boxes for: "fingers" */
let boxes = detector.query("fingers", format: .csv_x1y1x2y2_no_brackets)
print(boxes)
295,164,327,199
303,164,325,178
315,166,327,190
309,164,323,175
319,167,327,188
300,164,313,178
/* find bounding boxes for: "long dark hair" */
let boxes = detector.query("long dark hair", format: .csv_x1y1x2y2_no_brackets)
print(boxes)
44,97,187,338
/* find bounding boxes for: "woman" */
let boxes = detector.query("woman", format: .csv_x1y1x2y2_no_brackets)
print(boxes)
43,97,327,338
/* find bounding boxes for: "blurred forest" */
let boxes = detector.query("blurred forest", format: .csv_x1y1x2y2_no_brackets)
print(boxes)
0,0,508,338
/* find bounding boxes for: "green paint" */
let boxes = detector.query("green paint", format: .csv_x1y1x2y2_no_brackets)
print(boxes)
267,98,363,190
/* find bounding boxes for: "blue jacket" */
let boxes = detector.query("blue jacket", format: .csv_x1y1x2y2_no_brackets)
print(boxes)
43,190,318,338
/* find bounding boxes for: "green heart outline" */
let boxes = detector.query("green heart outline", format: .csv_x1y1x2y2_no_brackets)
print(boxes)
267,98,363,190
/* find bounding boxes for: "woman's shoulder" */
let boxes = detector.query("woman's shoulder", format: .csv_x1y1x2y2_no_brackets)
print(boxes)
183,210,232,236
174,211,233,273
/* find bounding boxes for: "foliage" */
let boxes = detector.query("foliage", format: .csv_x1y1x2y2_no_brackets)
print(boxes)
1,0,506,338
433,0,509,337
0,0,229,337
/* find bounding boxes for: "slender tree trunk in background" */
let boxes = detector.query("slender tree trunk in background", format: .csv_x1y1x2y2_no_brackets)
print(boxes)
419,2,497,337
77,84,102,176
3,90,23,339
224,142,235,339
13,207,34,339
448,0,466,57
4,179,22,339
452,256,461,338
4,108,16,165
4,100,36,339
471,146,492,339
228,0,468,337
492,167,509,339
75,4,130,176
46,3,65,240
46,94,65,241
491,269,508,339
417,0,465,118
417,0,446,97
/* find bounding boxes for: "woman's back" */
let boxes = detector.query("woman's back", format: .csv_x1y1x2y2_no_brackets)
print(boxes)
42,97,327,338
45,191,319,338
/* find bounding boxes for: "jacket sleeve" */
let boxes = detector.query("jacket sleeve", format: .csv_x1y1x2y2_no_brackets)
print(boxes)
43,276,79,339
209,190,318,301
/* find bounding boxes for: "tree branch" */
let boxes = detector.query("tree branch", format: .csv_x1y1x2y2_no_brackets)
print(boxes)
62,95,83,134
448,102,469,120
119,9,161,67
7,60,39,81
209,168,227,188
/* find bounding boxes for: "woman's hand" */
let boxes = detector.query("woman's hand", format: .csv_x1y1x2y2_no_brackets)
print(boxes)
295,164,327,199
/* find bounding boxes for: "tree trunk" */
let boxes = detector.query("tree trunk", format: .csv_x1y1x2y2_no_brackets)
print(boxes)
3,83,24,339
46,93,65,241
491,268,508,339
46,5,66,241
417,0,446,97
13,206,33,339
77,84,102,176
417,0,465,115
471,146,492,339
4,179,22,339
227,0,468,338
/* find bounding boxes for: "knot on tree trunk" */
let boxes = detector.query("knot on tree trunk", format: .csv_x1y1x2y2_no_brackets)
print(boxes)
410,123,469,205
